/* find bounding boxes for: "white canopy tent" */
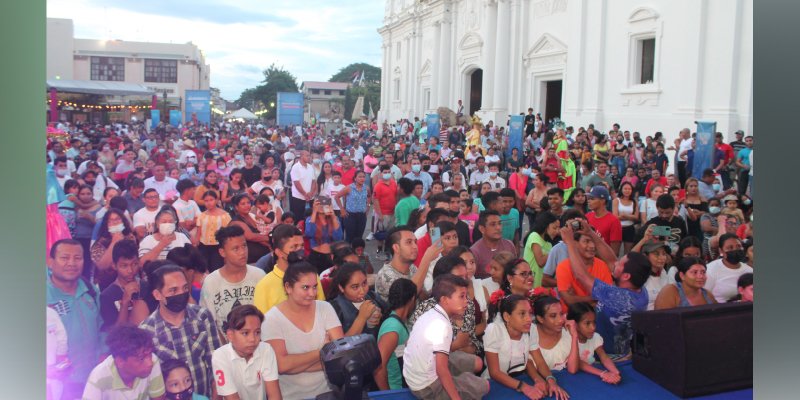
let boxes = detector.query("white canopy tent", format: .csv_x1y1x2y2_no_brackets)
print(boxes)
225,108,258,120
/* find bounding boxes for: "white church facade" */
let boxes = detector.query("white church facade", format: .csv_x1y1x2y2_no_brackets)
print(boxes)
377,0,753,141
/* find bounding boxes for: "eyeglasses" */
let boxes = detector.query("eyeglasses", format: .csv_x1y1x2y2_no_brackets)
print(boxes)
515,271,533,278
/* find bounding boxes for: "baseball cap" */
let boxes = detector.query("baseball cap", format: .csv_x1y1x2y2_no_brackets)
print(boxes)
642,241,670,254
735,130,745,135
587,185,611,202
284,152,295,162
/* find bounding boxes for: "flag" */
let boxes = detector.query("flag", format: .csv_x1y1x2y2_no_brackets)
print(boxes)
692,121,717,179
351,71,359,84
358,70,365,86
368,102,375,120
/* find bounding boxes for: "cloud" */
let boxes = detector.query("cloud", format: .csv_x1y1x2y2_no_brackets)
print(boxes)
47,0,384,100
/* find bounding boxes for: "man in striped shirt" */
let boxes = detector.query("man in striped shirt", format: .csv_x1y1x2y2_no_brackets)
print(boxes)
140,264,221,398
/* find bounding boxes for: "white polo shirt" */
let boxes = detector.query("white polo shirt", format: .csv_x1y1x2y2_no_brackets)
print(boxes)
212,342,279,400
402,304,453,391
82,354,165,400
290,161,315,200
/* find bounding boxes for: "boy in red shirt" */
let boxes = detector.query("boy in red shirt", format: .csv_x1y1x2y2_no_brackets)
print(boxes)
585,185,623,256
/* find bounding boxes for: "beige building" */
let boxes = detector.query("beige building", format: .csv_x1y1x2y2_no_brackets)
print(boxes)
47,18,211,117
300,81,350,123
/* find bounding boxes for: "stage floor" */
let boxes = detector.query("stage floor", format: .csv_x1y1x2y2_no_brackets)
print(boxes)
367,361,753,399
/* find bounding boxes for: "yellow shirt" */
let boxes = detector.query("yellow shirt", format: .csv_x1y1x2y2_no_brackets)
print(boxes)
253,265,326,314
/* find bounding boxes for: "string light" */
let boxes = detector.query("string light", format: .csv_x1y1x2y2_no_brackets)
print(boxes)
46,99,149,111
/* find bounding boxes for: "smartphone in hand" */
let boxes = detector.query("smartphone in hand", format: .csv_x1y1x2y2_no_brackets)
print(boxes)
430,227,441,244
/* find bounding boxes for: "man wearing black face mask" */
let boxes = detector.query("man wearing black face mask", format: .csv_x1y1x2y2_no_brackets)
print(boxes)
140,264,221,399
247,168,273,197
704,233,753,303
253,224,325,314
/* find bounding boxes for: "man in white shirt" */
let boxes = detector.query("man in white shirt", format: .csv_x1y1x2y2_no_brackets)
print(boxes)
144,164,178,201
483,163,506,191
289,150,317,219
177,139,199,166
468,157,490,194
133,188,162,240
676,128,693,187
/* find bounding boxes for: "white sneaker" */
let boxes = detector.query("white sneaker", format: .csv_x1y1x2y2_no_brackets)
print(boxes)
366,233,374,241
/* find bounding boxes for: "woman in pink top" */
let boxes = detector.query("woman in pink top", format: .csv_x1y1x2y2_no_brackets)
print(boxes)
363,148,379,174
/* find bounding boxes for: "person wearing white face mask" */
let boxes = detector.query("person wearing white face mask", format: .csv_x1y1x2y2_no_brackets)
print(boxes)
138,209,191,263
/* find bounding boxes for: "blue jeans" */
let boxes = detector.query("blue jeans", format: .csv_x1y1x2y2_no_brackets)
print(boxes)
611,157,626,176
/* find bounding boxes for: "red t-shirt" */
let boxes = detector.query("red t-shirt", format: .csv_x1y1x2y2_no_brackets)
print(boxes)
644,176,668,197
335,166,356,186
373,179,398,215
544,158,560,185
414,233,432,269
586,211,623,246
717,143,735,163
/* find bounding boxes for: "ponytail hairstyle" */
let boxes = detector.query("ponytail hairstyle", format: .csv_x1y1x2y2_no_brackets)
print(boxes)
566,302,596,324
532,295,561,324
488,293,528,324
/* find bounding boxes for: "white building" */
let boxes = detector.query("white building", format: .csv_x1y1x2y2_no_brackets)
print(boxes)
47,18,211,119
377,0,753,142
300,81,350,123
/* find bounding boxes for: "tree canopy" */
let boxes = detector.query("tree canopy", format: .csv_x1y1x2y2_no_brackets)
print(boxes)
235,63,299,120
329,62,381,84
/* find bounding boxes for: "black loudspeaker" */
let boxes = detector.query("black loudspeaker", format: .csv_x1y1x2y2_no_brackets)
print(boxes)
632,302,753,398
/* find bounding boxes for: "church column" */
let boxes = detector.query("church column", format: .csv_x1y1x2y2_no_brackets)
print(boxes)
438,10,452,112
492,0,511,117
480,1,498,113
380,42,389,121
432,21,442,111
404,35,412,117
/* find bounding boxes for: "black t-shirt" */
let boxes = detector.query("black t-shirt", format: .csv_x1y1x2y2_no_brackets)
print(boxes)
638,216,688,247
241,165,262,187
99,283,128,332
524,114,536,134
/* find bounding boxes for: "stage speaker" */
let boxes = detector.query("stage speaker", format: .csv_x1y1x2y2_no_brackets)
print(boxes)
632,302,752,398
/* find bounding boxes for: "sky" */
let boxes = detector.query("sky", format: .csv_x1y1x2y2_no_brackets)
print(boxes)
47,0,385,101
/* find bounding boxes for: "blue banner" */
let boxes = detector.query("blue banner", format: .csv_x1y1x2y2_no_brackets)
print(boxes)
426,113,440,141
277,92,304,127
692,121,717,179
150,110,160,129
169,110,182,127
185,90,211,125
507,115,524,159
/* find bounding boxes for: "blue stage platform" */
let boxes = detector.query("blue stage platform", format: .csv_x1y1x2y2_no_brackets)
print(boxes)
367,361,752,399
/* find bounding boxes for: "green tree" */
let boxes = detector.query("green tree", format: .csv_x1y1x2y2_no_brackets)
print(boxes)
235,64,299,120
330,62,381,120
329,62,381,84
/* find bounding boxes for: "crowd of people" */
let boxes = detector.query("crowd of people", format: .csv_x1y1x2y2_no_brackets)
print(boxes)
45,111,754,400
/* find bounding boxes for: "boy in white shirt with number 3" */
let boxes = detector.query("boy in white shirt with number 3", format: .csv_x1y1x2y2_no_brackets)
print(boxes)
212,305,282,400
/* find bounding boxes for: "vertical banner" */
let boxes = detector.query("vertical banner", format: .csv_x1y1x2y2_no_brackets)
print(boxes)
150,110,160,129
49,88,58,123
184,90,211,125
507,115,524,159
692,121,717,179
169,110,182,127
426,113,440,140
277,92,304,127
